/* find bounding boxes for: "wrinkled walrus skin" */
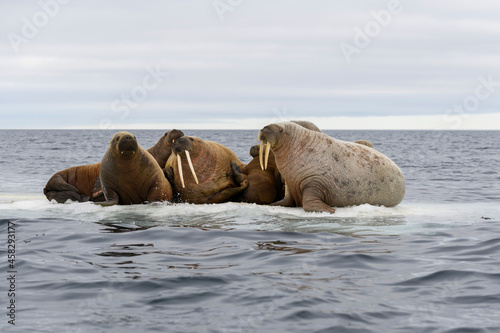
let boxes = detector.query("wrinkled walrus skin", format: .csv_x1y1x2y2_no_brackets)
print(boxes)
44,130,183,203
43,163,103,203
97,131,173,206
258,122,405,213
165,136,248,204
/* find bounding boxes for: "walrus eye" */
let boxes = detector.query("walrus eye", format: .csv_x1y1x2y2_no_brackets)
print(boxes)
115,136,120,141
189,138,194,142
279,128,283,133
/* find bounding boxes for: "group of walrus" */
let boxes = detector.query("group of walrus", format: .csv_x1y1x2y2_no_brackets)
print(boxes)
44,120,405,214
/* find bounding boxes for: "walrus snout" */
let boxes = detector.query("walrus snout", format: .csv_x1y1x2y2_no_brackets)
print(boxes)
258,124,281,145
172,137,194,156
171,136,198,188
118,135,138,154
110,131,138,158
258,124,282,170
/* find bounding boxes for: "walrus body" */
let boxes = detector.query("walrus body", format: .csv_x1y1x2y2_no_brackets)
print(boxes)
165,136,248,204
258,122,405,213
44,130,183,203
43,163,104,203
98,131,173,206
231,145,282,205
231,121,373,205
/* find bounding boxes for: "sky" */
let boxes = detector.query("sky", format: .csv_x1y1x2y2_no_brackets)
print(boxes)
1,0,500,130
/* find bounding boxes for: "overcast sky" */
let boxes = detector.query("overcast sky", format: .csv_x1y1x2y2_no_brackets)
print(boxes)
1,0,500,129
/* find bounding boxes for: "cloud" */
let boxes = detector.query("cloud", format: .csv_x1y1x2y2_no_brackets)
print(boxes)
1,0,500,129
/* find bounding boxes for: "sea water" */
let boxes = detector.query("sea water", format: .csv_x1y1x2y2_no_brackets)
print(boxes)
0,129,499,332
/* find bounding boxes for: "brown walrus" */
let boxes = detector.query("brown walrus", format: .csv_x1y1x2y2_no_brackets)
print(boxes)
164,136,248,204
230,145,283,205
258,121,405,213
43,163,104,203
97,131,173,206
44,129,184,203
147,129,185,169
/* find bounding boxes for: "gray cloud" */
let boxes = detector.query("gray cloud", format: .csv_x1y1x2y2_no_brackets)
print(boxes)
1,0,500,129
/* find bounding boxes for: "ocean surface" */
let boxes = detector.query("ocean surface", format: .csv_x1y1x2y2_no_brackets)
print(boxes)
0,129,499,333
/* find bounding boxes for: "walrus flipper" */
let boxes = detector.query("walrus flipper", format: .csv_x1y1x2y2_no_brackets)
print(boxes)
206,180,249,204
90,176,105,202
230,161,248,186
146,179,172,203
96,188,119,206
270,183,295,207
45,190,84,203
44,174,84,203
44,174,79,193
165,166,175,186
301,187,335,214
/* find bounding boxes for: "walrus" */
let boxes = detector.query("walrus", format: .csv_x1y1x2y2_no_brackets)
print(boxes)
44,129,183,203
292,120,375,148
229,121,374,205
230,145,283,204
147,129,185,169
257,121,405,213
97,131,173,206
165,136,248,204
354,140,374,148
43,163,104,203
290,120,322,132
230,120,321,205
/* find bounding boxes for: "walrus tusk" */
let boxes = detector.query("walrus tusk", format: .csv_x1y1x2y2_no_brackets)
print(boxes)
177,154,185,188
185,150,198,184
259,141,265,170
264,142,271,170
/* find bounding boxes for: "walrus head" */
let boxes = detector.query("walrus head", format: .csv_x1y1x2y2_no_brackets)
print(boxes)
110,131,138,159
249,145,261,158
171,136,199,188
161,129,185,148
257,123,285,170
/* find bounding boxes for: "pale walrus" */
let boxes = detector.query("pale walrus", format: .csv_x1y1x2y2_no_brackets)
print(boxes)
230,121,373,205
44,129,183,203
257,122,405,213
164,136,248,204
97,131,173,206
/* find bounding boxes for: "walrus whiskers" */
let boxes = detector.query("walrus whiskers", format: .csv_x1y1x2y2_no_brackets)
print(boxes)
177,154,185,188
185,150,199,184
